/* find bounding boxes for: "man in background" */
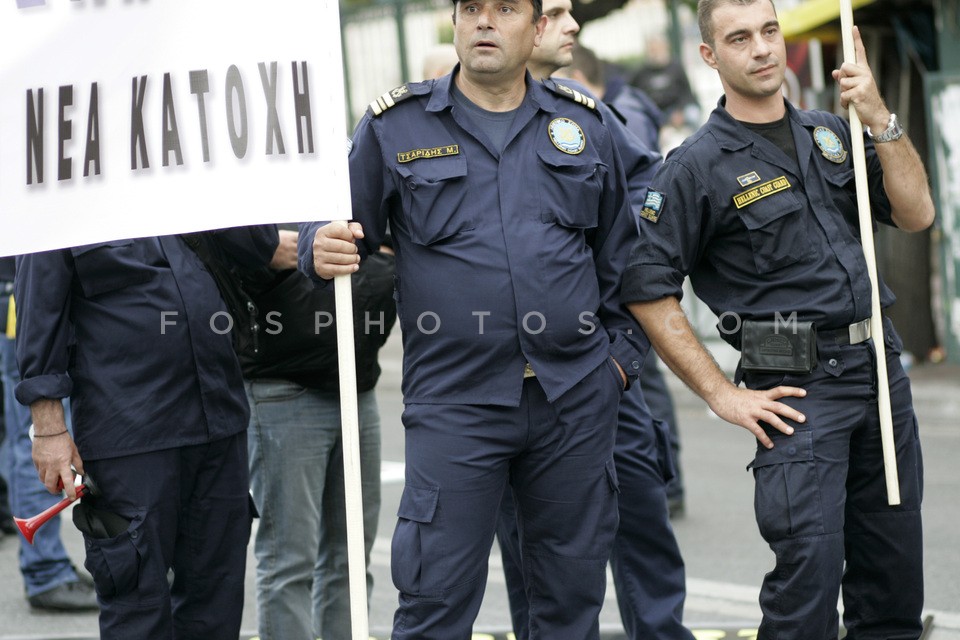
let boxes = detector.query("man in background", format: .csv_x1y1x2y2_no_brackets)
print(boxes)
559,42,689,516
421,43,460,80
16,228,277,638
496,2,694,637
0,256,97,611
238,227,397,640
631,33,701,129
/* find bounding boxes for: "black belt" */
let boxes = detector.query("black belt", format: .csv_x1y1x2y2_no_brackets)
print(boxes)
818,318,871,345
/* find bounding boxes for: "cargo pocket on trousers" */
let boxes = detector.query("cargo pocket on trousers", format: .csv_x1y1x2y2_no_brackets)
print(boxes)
77,505,146,599
604,459,620,494
652,418,677,484
747,430,822,542
392,485,441,598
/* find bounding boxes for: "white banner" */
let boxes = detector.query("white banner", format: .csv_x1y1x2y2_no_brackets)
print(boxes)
0,0,349,257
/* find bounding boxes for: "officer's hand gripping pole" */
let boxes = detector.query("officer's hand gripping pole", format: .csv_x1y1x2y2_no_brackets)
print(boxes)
839,0,901,505
332,220,371,640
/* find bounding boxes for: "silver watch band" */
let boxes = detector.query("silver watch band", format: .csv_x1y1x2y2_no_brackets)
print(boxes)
867,113,903,143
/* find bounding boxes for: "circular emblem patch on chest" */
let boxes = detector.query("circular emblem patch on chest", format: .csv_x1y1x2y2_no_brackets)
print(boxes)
813,126,848,164
549,117,586,155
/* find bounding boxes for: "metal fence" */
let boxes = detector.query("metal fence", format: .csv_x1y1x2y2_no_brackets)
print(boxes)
340,0,452,127
338,0,693,127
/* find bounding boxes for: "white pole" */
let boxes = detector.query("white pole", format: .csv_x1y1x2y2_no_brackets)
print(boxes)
332,221,370,639
838,0,901,505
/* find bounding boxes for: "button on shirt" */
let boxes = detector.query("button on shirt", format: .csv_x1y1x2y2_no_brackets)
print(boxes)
621,99,895,339
301,72,646,406
15,228,278,460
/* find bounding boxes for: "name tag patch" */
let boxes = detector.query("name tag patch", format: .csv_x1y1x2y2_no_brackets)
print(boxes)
397,145,460,163
640,189,665,223
733,176,791,209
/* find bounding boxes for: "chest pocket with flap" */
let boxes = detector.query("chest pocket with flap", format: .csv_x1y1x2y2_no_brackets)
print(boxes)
735,190,814,273
395,156,471,246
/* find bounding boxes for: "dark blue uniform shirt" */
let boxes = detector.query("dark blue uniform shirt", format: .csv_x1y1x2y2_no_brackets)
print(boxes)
0,256,15,283
621,98,896,340
300,71,647,406
559,78,662,226
15,228,278,460
604,77,664,152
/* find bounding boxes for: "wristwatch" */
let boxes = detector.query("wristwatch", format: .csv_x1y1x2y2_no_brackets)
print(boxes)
866,113,903,143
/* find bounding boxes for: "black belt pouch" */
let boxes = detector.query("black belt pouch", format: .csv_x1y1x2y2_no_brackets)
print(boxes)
740,320,817,374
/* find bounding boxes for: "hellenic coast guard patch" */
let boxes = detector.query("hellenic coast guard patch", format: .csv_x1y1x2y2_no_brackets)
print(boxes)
813,126,848,163
640,189,664,223
549,118,586,154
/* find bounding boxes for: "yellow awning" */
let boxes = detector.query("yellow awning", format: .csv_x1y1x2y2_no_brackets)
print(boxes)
779,0,877,40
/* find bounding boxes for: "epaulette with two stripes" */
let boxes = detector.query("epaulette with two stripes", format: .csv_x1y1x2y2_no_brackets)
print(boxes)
543,79,597,110
366,82,431,117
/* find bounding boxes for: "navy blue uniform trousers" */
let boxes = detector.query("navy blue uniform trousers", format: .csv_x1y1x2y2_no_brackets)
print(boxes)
391,360,622,640
639,353,685,503
498,383,694,639
80,432,251,640
742,321,923,640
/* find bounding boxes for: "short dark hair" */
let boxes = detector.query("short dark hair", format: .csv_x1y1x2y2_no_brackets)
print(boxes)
569,44,606,87
698,0,773,47
451,0,543,22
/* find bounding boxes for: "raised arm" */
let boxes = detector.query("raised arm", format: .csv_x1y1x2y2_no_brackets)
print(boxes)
833,26,934,232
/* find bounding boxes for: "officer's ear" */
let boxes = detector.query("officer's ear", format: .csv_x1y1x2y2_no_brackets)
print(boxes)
533,14,547,43
700,42,718,70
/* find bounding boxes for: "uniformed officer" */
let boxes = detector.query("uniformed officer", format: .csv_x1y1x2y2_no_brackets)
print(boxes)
493,1,694,638
622,0,933,638
16,227,279,639
299,0,646,635
560,41,690,517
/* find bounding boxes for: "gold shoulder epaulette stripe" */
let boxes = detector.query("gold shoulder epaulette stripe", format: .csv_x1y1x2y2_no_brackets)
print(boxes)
551,82,596,110
367,84,414,117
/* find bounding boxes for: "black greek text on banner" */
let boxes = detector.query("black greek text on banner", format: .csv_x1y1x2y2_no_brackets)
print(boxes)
0,0,349,257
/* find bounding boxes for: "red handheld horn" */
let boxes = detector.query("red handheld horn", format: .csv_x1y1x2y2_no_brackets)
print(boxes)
14,474,98,545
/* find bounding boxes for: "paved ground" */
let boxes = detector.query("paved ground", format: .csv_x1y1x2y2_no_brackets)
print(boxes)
1,334,958,639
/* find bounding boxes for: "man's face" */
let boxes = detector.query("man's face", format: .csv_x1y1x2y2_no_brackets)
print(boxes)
453,0,546,80
700,0,786,103
530,0,579,72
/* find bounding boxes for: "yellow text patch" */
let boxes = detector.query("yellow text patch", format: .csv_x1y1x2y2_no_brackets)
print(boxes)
397,145,460,163
733,176,791,209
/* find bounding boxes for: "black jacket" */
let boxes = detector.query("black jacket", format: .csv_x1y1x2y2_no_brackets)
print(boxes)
241,250,397,393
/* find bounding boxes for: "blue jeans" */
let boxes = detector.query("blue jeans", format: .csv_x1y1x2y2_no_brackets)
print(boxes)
0,335,79,596
246,380,381,640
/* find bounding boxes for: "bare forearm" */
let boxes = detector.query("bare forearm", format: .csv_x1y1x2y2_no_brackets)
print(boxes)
831,27,934,233
876,136,935,232
30,398,67,435
627,296,806,447
30,398,83,497
627,297,732,408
